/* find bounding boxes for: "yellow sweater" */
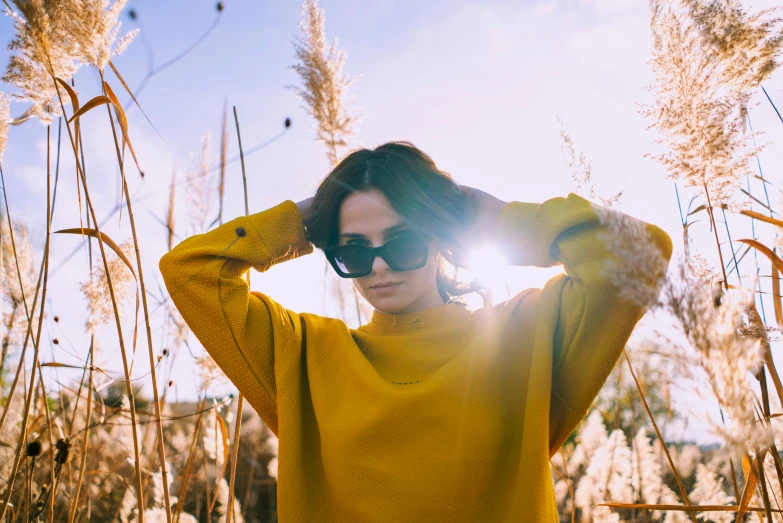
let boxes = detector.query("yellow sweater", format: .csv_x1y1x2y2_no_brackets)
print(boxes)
159,193,672,522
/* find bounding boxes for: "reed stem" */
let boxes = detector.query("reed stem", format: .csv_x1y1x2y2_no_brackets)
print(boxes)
624,350,697,523
227,105,248,523
49,74,146,522
0,124,53,522
100,70,172,523
67,338,94,523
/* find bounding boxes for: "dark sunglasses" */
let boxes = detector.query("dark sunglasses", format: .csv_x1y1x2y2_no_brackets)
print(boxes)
324,233,431,278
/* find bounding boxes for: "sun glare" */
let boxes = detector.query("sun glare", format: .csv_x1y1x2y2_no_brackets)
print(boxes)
464,247,510,301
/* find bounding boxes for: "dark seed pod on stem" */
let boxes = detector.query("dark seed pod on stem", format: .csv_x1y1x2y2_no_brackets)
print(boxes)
54,438,72,465
26,440,42,458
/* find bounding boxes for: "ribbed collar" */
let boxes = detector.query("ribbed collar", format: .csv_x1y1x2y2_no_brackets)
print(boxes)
364,301,472,335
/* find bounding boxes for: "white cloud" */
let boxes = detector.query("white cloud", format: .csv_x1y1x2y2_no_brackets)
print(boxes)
533,0,560,15
475,6,515,54
13,164,47,196
567,15,652,78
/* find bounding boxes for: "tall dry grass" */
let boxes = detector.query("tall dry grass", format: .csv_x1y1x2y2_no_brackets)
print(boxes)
0,1,276,522
553,1,783,521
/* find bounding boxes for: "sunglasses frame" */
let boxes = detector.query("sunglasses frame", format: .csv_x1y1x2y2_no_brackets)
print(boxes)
324,233,431,278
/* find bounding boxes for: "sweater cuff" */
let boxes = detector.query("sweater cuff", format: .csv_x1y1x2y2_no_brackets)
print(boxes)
492,193,600,268
245,200,314,271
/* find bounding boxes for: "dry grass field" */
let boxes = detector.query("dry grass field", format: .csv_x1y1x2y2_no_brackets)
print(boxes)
2,0,783,521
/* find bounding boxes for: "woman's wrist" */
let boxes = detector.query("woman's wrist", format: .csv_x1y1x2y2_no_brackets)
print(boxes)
295,197,314,222
459,186,508,245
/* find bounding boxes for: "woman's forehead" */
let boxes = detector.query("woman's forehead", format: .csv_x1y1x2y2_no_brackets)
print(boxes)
339,190,403,236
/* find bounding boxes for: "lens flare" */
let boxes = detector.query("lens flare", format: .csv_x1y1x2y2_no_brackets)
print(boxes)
464,247,510,305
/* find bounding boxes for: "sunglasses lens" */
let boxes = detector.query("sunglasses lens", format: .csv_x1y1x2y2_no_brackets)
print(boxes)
327,235,430,277
331,245,372,276
383,236,428,270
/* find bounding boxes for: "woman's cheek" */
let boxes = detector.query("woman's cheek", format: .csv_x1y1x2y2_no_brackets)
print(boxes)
355,282,371,302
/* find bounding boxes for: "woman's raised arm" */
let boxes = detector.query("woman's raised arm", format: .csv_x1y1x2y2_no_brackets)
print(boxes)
159,200,314,434
489,193,672,454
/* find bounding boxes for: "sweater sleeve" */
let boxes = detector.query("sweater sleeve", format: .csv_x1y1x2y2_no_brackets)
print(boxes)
159,200,314,435
493,193,673,453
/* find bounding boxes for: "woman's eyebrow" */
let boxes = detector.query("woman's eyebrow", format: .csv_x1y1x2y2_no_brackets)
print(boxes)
339,223,407,239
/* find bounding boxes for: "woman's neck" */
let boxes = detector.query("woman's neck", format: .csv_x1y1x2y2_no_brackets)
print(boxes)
393,281,446,314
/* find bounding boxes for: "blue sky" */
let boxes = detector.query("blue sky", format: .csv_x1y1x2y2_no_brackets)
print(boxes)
2,0,783,441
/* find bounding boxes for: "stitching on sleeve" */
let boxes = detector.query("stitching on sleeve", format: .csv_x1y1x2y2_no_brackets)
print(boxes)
217,263,278,408
550,275,584,373
552,387,582,418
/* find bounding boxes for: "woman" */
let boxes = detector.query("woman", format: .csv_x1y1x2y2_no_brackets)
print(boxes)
159,141,672,522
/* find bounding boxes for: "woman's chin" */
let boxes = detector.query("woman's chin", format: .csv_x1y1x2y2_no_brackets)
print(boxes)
370,295,409,312
371,294,400,306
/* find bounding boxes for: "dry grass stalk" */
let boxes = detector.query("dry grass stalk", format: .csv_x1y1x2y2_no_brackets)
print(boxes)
67,340,93,523
558,117,622,209
167,165,176,252
33,354,56,522
744,302,783,405
0,228,44,441
0,124,53,522
0,93,9,161
225,105,249,523
49,76,147,522
624,351,697,522
98,67,172,522
288,0,359,166
0,13,150,518
630,429,685,520
218,101,228,225
289,0,365,325
553,449,576,523
1,218,38,372
185,133,214,236
0,5,285,521
172,400,205,523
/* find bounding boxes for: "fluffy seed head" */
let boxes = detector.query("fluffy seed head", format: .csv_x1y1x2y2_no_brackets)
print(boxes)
3,0,82,123
644,0,782,206
67,0,139,70
660,258,765,450
80,238,136,334
288,0,359,165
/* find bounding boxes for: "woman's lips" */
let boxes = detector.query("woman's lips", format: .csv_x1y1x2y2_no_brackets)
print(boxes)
371,282,402,293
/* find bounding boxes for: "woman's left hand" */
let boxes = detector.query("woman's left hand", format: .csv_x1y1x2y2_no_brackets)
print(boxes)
459,185,508,246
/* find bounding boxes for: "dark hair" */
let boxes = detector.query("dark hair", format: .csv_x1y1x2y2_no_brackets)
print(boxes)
304,141,484,303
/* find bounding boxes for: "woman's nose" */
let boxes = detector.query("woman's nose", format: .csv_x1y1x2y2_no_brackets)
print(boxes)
371,251,391,274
